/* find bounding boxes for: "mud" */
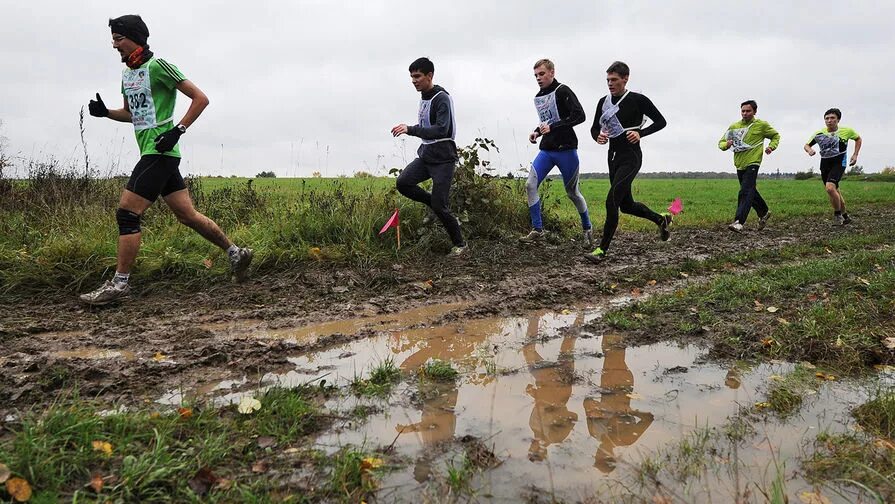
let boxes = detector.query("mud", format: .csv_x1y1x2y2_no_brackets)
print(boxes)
0,212,891,411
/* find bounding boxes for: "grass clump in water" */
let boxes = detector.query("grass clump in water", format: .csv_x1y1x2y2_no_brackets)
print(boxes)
420,359,459,382
350,357,402,398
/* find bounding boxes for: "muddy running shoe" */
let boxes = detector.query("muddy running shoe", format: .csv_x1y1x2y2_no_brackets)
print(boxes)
230,247,254,281
842,213,852,225
448,244,468,257
584,247,607,264
833,214,845,226
583,228,594,247
519,229,546,243
658,213,673,241
758,210,771,231
79,280,131,306
728,221,744,233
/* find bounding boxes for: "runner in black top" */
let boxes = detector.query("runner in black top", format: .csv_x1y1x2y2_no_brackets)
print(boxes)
391,57,467,255
585,61,672,263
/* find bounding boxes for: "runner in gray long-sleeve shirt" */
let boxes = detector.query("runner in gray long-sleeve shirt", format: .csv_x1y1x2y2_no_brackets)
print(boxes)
391,57,467,255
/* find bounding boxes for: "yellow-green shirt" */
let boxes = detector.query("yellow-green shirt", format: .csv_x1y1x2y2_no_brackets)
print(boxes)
718,118,781,170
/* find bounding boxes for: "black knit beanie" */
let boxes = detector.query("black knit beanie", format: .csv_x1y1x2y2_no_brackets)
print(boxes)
109,15,149,46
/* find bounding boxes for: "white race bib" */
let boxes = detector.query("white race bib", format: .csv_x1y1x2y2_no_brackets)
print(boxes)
534,84,563,126
418,90,456,145
815,133,842,158
599,92,643,139
727,123,757,153
122,66,158,132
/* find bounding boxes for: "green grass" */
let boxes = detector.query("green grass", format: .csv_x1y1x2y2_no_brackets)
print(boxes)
854,391,895,439
419,359,459,382
761,364,824,418
350,357,402,397
606,240,895,371
0,386,382,503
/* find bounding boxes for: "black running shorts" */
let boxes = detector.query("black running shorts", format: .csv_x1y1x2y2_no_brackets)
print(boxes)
819,154,847,187
125,155,186,202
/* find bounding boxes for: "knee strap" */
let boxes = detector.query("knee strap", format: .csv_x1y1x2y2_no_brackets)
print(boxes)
116,208,141,235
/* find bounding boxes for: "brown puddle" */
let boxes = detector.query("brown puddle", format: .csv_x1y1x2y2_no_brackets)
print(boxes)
164,299,883,502
200,301,469,344
52,348,136,361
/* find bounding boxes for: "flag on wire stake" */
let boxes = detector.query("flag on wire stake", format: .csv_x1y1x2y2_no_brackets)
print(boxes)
667,197,683,216
379,208,401,249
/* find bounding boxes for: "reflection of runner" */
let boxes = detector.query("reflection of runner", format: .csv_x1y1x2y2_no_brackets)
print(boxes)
584,333,653,473
391,57,467,256
392,322,492,482
804,108,861,226
585,61,671,263
521,59,592,245
80,15,252,305
522,313,578,461
718,100,780,233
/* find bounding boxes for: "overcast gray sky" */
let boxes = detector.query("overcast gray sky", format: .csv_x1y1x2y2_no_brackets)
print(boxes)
2,0,893,177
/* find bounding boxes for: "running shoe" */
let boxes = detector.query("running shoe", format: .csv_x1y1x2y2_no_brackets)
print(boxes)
448,244,468,257
584,247,607,264
833,214,845,226
842,213,852,225
658,213,673,241
758,210,771,231
519,229,546,243
230,247,254,281
583,228,594,247
79,280,131,306
728,221,744,233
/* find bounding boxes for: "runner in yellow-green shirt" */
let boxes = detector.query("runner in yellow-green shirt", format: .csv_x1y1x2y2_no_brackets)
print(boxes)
803,108,862,226
718,100,780,233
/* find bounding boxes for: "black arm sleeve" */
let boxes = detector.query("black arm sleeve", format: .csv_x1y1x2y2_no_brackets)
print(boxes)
638,95,667,138
550,86,586,130
590,97,606,142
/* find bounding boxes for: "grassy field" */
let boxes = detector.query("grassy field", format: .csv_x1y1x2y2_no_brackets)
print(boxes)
1,166,893,296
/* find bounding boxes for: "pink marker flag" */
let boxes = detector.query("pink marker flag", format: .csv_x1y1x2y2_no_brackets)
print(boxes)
667,197,683,215
379,208,401,249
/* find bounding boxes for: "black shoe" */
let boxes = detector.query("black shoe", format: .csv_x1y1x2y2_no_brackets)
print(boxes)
842,213,852,225
658,213,673,241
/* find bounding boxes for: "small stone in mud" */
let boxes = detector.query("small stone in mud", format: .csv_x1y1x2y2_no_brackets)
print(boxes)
332,286,349,293
664,366,689,375
338,352,355,359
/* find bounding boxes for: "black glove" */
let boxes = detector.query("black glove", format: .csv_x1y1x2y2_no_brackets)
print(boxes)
88,93,108,117
154,126,184,153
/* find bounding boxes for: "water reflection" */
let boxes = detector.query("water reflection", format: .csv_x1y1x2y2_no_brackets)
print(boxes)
584,332,654,473
523,314,578,461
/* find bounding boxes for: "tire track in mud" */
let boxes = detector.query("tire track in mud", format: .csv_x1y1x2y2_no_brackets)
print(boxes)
1,209,893,411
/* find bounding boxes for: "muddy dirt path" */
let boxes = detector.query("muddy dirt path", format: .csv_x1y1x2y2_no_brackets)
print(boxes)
1,212,892,412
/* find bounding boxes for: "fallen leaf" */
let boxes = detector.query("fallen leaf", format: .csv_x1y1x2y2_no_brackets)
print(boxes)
609,283,618,289
625,393,643,400
178,407,193,419
754,402,771,410
202,258,213,269
814,372,836,381
308,247,323,261
361,457,384,471
807,294,819,302
761,337,775,347
216,478,233,491
874,438,895,451
152,352,168,363
883,337,895,350
256,436,276,449
251,461,268,473
150,412,161,419
560,309,572,315
648,280,657,286
798,490,832,504
769,375,784,382
284,447,300,455
238,396,262,415
87,473,104,493
633,313,645,320
873,364,895,373
412,280,434,292
776,317,790,325
0,464,9,484
188,467,218,496
5,477,32,502
835,336,844,348
754,299,764,307
825,248,832,254
799,361,817,369
91,440,113,456
631,288,642,297
679,272,689,278
766,306,779,313
858,277,871,286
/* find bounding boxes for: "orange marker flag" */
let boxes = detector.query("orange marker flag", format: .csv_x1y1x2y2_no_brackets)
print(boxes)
379,208,401,249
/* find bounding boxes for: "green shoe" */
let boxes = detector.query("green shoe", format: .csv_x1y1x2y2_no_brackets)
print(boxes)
584,247,607,264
